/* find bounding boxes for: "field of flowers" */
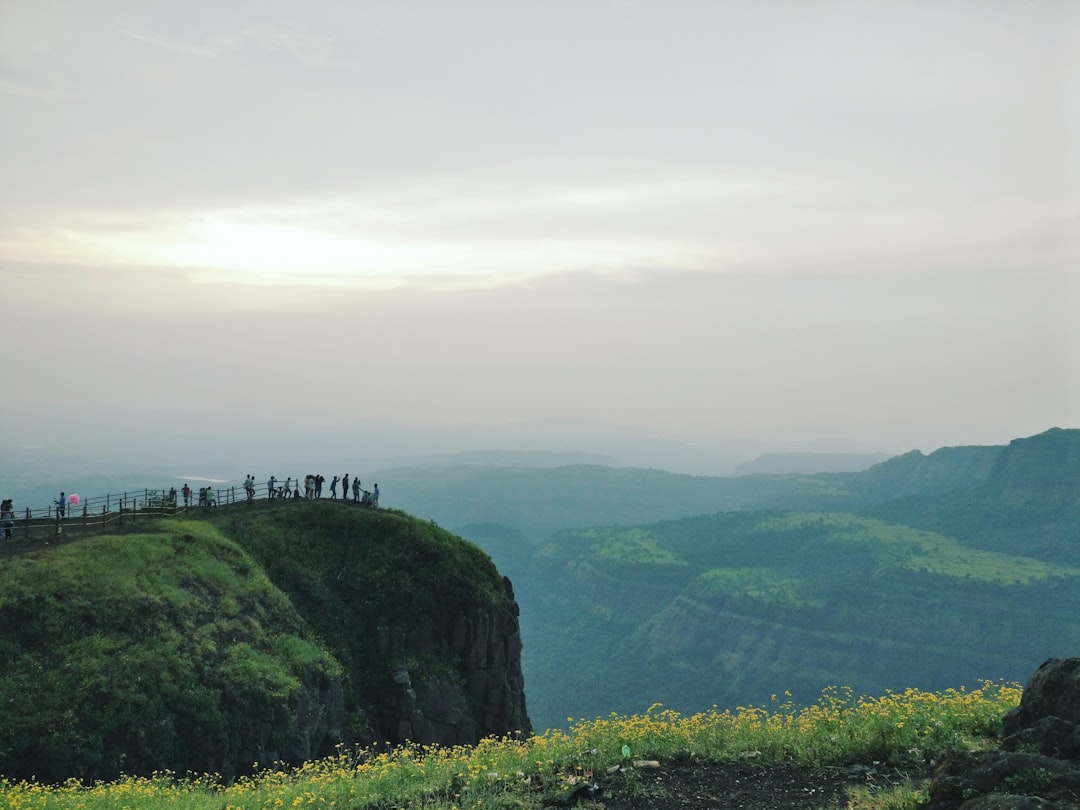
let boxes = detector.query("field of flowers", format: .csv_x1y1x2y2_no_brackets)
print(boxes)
0,680,1020,810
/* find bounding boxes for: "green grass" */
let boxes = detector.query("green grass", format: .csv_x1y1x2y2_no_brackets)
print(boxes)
559,511,1080,595
0,680,1020,809
591,527,689,566
0,520,341,783
757,513,1080,584
213,503,510,617
687,567,820,606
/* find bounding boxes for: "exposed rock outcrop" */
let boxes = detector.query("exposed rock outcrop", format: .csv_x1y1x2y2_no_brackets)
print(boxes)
229,504,533,754
371,576,530,746
215,666,347,782
924,658,1080,809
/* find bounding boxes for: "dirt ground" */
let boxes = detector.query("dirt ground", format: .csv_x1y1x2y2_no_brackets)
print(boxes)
556,758,921,810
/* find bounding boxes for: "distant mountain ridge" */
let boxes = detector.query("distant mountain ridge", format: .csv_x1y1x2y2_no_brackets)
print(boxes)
864,427,1080,565
733,452,894,475
457,428,1080,731
372,435,1031,542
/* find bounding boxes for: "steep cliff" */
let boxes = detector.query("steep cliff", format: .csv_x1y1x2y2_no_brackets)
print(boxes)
218,502,531,748
0,504,530,782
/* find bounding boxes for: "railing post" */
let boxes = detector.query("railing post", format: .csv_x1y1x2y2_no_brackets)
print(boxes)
24,507,30,540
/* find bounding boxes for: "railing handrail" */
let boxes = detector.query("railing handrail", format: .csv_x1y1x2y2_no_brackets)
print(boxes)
1,476,380,546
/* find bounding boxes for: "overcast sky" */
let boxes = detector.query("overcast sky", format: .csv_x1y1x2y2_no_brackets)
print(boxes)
1,0,1077,460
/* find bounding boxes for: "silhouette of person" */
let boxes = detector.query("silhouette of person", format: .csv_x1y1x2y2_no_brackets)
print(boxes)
330,476,339,499
1,499,14,540
182,484,191,506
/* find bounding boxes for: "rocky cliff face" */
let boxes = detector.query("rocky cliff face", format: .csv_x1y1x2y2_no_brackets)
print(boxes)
226,503,532,754
211,664,347,782
925,657,1080,809
373,577,529,746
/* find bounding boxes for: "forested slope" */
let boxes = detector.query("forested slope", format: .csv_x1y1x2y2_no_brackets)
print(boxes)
513,429,1080,731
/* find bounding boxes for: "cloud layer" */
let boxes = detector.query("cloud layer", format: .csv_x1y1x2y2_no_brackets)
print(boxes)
1,1,1076,456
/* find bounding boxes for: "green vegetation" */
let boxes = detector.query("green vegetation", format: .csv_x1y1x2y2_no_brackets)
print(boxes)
0,680,1021,809
0,520,341,783
518,507,1080,730
213,503,512,736
215,504,508,620
0,504,516,783
688,567,816,606
756,513,1079,584
2,427,1077,799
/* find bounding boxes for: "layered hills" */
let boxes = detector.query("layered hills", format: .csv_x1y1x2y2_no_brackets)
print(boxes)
0,504,530,782
2,427,1076,782
386,428,1078,731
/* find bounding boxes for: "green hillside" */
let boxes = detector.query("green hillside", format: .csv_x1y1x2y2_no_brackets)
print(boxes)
518,507,1080,730
0,503,527,783
0,519,342,782
375,463,842,541
218,503,515,735
407,429,1079,732
372,439,1009,551
863,427,1080,565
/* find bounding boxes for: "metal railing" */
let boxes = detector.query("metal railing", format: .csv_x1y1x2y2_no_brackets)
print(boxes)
1,478,379,545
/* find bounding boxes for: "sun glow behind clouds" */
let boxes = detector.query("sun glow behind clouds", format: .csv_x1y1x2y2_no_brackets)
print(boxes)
94,217,714,289
0,175,786,289
1,200,741,291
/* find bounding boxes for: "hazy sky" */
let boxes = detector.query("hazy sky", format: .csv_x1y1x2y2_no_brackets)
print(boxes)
1,0,1077,458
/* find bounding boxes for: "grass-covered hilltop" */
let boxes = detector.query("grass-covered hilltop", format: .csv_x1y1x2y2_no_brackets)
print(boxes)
0,504,530,783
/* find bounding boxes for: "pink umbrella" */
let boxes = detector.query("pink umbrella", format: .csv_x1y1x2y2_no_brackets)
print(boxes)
68,494,80,505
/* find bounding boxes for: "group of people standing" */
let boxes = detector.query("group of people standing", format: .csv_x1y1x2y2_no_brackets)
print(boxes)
331,474,379,507
177,484,216,507
262,474,379,508
265,475,315,500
